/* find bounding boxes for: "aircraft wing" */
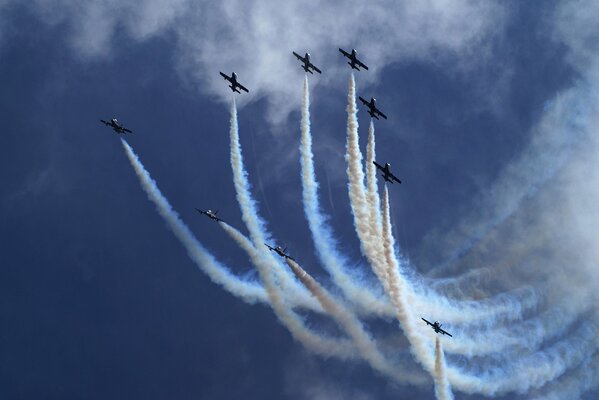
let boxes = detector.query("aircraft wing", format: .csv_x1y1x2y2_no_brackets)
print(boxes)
376,109,388,120
310,64,322,74
421,318,434,327
123,128,133,133
373,161,385,171
355,59,369,70
264,243,275,251
212,211,224,223
292,51,303,61
219,72,231,81
339,48,351,57
237,83,249,93
358,96,369,105
439,328,453,337
390,173,402,184
100,119,110,125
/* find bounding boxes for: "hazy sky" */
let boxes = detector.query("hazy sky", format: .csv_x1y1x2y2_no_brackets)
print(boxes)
1,1,598,399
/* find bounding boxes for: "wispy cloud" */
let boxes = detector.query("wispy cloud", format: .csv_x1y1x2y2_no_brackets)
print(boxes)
1,0,507,124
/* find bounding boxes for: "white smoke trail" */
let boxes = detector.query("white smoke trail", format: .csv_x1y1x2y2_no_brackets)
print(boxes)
345,75,530,329
363,120,527,326
350,75,528,330
285,257,426,385
438,303,584,356
365,119,383,240
381,185,599,395
531,351,599,400
434,337,454,400
299,74,393,317
228,98,320,312
123,86,599,399
431,83,597,275
345,74,390,287
120,139,267,304
219,221,356,359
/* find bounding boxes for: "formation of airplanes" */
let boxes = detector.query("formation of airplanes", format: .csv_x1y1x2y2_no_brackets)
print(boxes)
100,47,454,339
264,243,294,260
218,49,382,123
421,318,453,337
100,118,132,134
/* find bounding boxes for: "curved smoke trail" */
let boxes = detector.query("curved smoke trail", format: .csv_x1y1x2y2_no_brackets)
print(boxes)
122,74,599,399
380,185,597,396
219,221,356,359
346,79,537,324
345,74,390,288
121,139,267,304
299,74,393,317
285,257,426,385
531,351,599,400
431,83,596,275
228,99,320,312
434,337,454,400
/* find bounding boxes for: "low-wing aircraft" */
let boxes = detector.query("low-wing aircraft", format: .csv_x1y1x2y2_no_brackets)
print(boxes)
358,96,387,120
373,161,402,184
422,318,453,337
292,52,322,74
100,118,132,134
265,243,294,260
195,208,224,223
339,48,368,71
220,72,249,93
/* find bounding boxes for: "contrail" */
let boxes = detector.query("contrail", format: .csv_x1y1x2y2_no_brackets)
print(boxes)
364,121,522,330
365,119,383,240
120,139,267,304
531,351,599,400
381,185,598,395
434,337,454,400
345,76,529,328
431,83,597,275
285,257,426,385
299,74,393,317
228,98,320,312
121,72,599,398
345,74,390,287
219,221,356,359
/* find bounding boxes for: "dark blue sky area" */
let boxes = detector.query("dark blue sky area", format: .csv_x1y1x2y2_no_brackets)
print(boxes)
0,3,592,399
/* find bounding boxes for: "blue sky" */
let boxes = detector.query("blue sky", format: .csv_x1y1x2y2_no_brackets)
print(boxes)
1,1,598,399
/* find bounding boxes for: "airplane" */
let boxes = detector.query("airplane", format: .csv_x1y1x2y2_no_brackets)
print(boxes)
264,243,294,260
358,96,387,120
339,48,368,71
373,161,402,184
219,72,249,93
422,318,453,337
292,51,322,74
100,118,132,134
195,208,224,223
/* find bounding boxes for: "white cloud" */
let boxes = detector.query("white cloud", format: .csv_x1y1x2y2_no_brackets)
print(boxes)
553,0,599,74
3,0,507,124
